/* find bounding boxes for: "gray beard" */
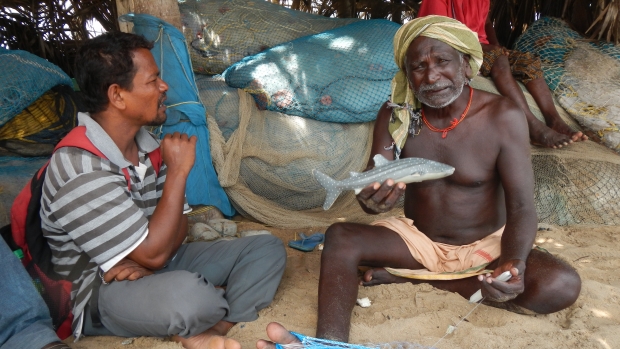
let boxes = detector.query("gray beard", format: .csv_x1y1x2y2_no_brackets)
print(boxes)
414,65,467,108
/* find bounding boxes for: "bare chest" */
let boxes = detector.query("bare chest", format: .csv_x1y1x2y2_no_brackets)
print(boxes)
401,129,499,187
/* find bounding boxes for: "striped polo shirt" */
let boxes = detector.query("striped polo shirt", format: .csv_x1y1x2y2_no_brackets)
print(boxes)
40,113,190,339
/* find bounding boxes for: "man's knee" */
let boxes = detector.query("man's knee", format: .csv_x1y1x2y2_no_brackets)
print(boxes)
540,262,581,313
168,272,229,334
160,271,228,310
490,55,513,80
523,254,582,313
325,223,354,245
323,223,364,257
250,234,286,262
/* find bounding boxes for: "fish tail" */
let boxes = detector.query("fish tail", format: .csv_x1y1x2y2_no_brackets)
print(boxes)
313,169,342,210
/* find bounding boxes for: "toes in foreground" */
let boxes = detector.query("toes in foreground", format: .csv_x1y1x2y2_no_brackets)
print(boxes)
360,268,401,286
256,322,301,349
530,126,573,149
548,119,588,143
174,333,241,349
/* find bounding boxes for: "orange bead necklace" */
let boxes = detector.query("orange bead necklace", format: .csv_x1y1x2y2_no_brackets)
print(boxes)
421,87,473,139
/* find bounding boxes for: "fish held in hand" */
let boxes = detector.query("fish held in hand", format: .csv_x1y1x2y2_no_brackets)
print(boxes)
313,154,455,210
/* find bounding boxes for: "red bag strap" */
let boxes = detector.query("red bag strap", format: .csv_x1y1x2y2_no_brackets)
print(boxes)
146,148,162,177
53,126,163,189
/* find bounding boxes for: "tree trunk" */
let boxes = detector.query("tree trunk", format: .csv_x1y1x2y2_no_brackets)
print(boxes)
336,0,356,18
391,0,403,24
292,0,301,11
116,0,182,33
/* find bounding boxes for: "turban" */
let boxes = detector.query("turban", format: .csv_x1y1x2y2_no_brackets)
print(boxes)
388,15,483,153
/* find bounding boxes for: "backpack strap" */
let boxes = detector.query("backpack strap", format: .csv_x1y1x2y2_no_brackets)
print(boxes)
147,147,162,177
55,126,132,190
55,126,164,188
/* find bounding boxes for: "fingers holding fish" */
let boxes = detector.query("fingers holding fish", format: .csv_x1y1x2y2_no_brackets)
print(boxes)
357,179,406,213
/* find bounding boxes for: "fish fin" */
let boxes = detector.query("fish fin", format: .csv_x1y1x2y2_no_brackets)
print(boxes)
313,169,342,210
349,171,361,177
373,154,390,167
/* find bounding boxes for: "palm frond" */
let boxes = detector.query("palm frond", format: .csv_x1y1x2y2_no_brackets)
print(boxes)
586,0,620,44
0,0,118,77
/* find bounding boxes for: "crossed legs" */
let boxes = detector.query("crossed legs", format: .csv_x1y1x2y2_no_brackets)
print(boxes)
95,236,286,349
317,222,582,342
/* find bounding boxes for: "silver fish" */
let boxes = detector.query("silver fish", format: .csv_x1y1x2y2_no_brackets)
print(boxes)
313,154,455,210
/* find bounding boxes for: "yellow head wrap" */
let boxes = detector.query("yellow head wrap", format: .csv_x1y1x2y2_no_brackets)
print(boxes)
388,15,483,153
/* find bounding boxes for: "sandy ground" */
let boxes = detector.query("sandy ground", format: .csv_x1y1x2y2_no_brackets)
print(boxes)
64,221,620,349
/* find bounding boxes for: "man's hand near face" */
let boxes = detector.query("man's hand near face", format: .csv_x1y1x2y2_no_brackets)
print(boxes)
160,132,197,177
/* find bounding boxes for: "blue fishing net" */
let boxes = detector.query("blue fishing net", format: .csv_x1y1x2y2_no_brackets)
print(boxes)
276,331,436,349
222,20,400,123
0,49,72,128
513,17,620,92
120,13,235,216
511,16,620,226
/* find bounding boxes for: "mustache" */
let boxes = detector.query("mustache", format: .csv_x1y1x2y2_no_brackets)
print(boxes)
417,81,454,92
158,92,167,104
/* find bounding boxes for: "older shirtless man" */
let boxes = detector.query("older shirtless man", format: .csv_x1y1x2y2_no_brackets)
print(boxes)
257,16,581,346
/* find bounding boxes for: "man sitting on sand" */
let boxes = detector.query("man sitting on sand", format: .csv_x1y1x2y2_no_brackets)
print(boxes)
40,32,286,349
257,15,581,346
418,0,587,149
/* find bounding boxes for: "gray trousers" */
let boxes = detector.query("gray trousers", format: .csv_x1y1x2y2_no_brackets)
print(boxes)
83,235,286,338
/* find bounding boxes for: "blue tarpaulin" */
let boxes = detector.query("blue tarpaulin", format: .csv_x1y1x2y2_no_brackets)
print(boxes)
120,13,235,216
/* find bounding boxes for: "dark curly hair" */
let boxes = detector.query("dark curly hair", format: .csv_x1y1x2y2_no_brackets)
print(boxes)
74,32,154,114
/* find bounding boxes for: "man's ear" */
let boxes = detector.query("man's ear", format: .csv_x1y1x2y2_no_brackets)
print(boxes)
107,84,126,110
462,54,474,80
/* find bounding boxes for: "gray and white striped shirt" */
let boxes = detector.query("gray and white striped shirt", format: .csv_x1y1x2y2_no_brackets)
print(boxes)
40,113,189,339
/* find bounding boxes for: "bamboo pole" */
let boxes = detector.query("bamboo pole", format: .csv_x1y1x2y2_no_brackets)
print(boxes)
116,0,182,32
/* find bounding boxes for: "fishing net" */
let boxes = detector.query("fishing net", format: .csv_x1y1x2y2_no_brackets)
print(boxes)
0,86,79,148
222,20,400,123
178,0,359,75
177,12,620,228
471,77,620,226
0,49,72,128
277,332,435,349
200,75,403,227
195,74,240,141
198,72,620,228
513,17,620,152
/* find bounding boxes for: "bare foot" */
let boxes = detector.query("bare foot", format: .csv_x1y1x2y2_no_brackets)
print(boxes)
528,118,573,149
174,321,239,349
546,117,588,143
173,333,241,349
256,322,301,349
360,267,406,286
